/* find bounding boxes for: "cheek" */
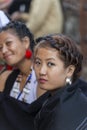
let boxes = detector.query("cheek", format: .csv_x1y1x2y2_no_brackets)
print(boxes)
49,70,66,86
0,52,3,58
16,45,26,56
34,66,39,77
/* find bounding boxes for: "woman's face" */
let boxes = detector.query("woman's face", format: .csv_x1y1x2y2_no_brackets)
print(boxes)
34,47,74,91
0,30,27,66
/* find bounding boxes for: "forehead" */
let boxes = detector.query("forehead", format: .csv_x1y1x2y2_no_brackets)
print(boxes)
0,30,18,42
35,47,59,59
0,28,15,35
34,47,65,68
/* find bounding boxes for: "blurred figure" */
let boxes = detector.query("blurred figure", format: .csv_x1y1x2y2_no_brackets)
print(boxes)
8,0,64,38
0,21,46,103
0,11,47,130
62,0,80,43
0,0,13,12
0,10,10,27
0,10,10,73
8,0,31,16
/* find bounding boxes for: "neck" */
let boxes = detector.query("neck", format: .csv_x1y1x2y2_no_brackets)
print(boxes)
16,59,32,77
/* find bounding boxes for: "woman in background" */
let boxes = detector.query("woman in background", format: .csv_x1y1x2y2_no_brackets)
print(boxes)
0,20,47,130
0,20,46,103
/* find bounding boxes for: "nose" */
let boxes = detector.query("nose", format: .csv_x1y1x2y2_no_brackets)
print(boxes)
39,65,47,75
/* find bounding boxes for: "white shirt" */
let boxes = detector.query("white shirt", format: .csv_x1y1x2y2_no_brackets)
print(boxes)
10,69,37,104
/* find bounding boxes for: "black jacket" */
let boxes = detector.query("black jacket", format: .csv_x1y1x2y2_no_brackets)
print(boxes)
35,79,87,130
0,91,49,130
0,69,49,130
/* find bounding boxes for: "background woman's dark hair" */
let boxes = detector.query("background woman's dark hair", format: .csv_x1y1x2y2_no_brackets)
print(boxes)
0,21,35,51
35,33,83,82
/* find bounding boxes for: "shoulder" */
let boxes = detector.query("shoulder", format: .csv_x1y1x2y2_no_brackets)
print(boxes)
0,70,12,91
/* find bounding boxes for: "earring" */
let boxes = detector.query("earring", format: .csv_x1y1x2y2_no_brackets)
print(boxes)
25,50,32,59
66,77,72,85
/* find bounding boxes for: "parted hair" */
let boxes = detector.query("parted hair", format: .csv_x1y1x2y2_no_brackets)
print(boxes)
0,21,35,51
34,33,83,82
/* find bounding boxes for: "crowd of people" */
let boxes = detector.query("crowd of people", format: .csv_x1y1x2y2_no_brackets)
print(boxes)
0,1,87,130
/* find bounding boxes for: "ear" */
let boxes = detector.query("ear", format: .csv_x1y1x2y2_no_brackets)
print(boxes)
66,65,75,78
22,36,30,50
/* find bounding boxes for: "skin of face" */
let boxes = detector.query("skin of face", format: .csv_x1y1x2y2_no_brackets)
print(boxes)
0,51,3,59
34,47,75,91
0,30,29,66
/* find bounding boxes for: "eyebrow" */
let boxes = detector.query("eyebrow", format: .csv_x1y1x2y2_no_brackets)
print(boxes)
35,57,55,61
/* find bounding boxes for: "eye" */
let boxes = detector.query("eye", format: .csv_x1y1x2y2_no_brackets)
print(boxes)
47,62,55,67
6,41,12,46
34,59,41,66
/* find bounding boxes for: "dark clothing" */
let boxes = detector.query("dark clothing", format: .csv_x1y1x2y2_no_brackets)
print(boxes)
4,69,20,95
79,78,87,96
35,79,87,130
0,92,49,130
8,0,32,15
0,69,49,130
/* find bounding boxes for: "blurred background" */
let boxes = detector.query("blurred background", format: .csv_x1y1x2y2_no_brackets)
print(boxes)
0,0,87,81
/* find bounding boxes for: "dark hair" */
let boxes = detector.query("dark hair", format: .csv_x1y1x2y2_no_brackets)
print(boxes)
0,21,35,51
35,33,83,82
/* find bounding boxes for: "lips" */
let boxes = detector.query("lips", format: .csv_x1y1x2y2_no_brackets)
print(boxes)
3,54,12,60
38,78,47,84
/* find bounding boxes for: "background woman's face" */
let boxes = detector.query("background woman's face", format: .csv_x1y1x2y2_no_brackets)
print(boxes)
0,30,26,66
34,47,69,91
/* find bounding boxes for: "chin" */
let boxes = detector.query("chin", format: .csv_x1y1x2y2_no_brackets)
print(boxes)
39,85,48,91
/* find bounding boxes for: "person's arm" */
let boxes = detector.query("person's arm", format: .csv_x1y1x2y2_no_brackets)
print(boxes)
26,0,51,33
11,11,29,22
0,70,12,92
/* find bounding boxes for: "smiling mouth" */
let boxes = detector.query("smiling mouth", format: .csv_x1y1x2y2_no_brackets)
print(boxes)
4,54,12,60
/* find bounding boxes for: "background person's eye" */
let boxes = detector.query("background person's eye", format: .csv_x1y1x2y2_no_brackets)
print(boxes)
6,41,12,46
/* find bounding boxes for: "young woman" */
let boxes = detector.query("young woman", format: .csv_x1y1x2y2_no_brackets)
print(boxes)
0,21,47,130
33,34,87,130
